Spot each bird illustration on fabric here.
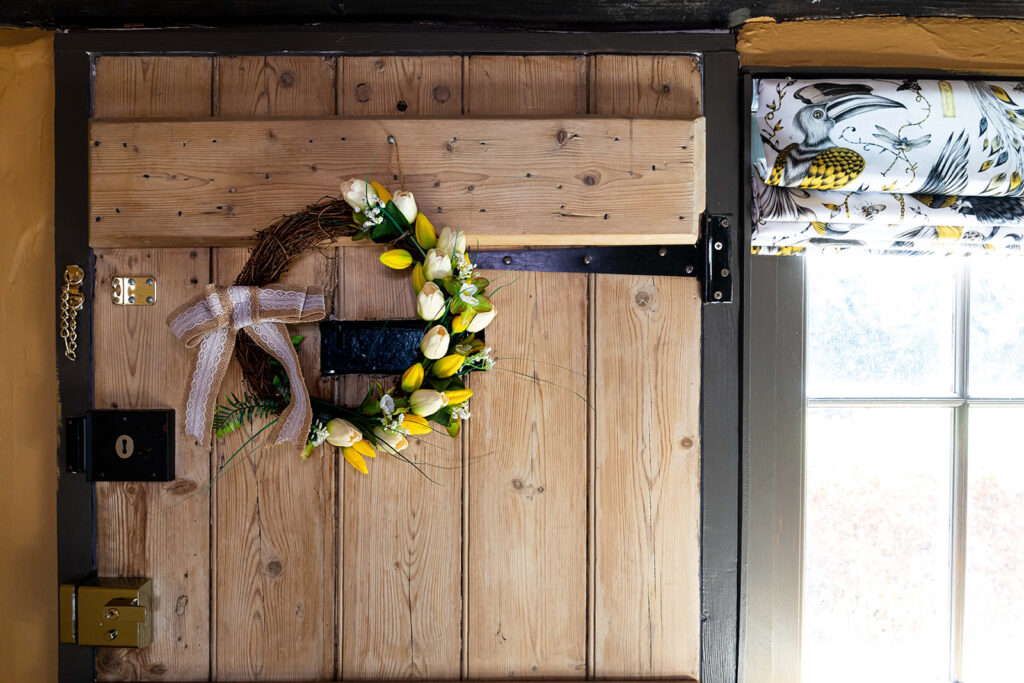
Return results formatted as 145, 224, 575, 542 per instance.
765, 83, 905, 190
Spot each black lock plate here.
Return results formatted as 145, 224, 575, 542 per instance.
320, 320, 425, 375
66, 410, 175, 482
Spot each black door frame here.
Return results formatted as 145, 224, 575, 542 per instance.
54, 27, 743, 682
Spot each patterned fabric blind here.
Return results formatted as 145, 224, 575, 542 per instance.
752, 78, 1024, 254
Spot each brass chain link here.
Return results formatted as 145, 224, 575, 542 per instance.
60, 265, 85, 361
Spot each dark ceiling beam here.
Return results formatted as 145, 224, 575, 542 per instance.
5, 0, 1024, 30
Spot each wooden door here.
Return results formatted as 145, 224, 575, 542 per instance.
89, 53, 701, 681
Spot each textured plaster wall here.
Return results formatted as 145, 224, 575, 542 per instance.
0, 27, 56, 682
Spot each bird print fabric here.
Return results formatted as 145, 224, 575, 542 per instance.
753, 78, 1024, 254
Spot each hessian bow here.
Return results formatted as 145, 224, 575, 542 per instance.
167, 285, 326, 452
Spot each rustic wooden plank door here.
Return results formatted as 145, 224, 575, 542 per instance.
89, 52, 702, 682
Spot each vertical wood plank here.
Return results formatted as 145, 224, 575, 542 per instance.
94, 57, 213, 119
92, 55, 213, 682
463, 55, 589, 679
591, 55, 702, 679
338, 55, 464, 679
339, 56, 463, 117
589, 55, 702, 119
210, 55, 338, 681
93, 248, 212, 681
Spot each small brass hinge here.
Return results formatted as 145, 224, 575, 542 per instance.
112, 275, 157, 305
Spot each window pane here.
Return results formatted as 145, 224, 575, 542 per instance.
964, 406, 1024, 682
806, 253, 956, 398
969, 257, 1024, 398
803, 407, 951, 683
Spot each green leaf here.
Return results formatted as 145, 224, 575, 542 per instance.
470, 275, 489, 288
472, 294, 493, 312
383, 200, 411, 229
449, 298, 469, 314
290, 334, 305, 347
427, 376, 453, 391
371, 221, 396, 242
441, 277, 461, 296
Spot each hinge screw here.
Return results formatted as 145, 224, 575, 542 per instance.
658, 247, 667, 257
720, 268, 730, 277
582, 255, 592, 265
720, 218, 730, 228
714, 241, 723, 251
128, 278, 136, 286
106, 629, 119, 641
713, 291, 723, 301
128, 295, 136, 304
502, 255, 512, 265
146, 278, 154, 286
684, 265, 694, 275
146, 296, 154, 304
104, 608, 120, 620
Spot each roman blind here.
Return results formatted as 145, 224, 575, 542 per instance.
752, 78, 1024, 254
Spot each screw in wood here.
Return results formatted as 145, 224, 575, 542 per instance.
713, 291, 723, 300
502, 256, 512, 265
658, 247, 668, 257
684, 265, 694, 274
721, 218, 730, 228
582, 255, 592, 265
720, 268, 730, 277
714, 241, 723, 251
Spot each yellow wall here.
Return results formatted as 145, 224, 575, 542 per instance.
0, 28, 56, 683
739, 16, 1024, 74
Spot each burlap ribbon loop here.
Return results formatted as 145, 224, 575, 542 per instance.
167, 285, 326, 452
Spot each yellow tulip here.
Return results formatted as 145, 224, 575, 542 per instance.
369, 180, 392, 204
351, 438, 376, 459
401, 363, 425, 392
433, 354, 465, 378
379, 249, 413, 270
444, 388, 474, 405
451, 309, 476, 333
414, 213, 437, 249
341, 446, 369, 474
412, 263, 427, 294
402, 414, 433, 435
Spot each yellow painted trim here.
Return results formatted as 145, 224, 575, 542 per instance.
738, 17, 1024, 75
0, 27, 56, 683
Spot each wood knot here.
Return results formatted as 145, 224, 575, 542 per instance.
555, 129, 568, 145
374, 60, 386, 72
635, 290, 652, 307
145, 664, 169, 677
166, 479, 198, 495
582, 174, 598, 186
681, 436, 695, 448
266, 560, 283, 577
278, 71, 295, 88
96, 649, 127, 675
511, 478, 524, 490
175, 594, 188, 616
661, 83, 671, 94
433, 85, 451, 103
354, 82, 372, 102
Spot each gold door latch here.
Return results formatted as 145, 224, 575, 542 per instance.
112, 276, 157, 306
59, 577, 152, 648
60, 265, 85, 361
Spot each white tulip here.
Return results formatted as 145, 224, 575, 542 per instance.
416, 282, 446, 321
325, 418, 362, 448
392, 191, 418, 224
373, 426, 409, 453
420, 324, 450, 359
437, 226, 467, 256
408, 389, 448, 417
339, 178, 378, 212
422, 248, 453, 281
466, 306, 496, 333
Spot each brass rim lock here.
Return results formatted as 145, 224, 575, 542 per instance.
60, 577, 152, 648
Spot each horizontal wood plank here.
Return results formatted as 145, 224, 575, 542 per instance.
89, 116, 704, 247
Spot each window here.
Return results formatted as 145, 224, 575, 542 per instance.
801, 252, 1024, 683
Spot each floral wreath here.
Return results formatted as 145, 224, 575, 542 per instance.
208, 178, 497, 476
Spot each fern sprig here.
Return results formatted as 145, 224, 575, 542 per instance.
213, 392, 284, 439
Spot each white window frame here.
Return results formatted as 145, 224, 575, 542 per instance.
742, 254, 1024, 683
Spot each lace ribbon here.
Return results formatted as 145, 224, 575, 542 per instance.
166, 285, 326, 453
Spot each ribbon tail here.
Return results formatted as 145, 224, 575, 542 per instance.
246, 321, 313, 453
183, 326, 235, 446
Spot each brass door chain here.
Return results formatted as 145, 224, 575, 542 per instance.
61, 265, 85, 361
